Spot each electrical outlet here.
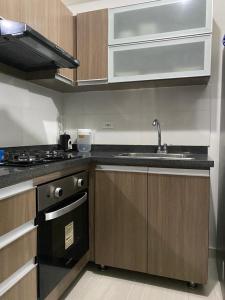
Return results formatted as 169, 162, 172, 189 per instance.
103, 121, 114, 129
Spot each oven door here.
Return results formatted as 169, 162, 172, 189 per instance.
37, 191, 89, 300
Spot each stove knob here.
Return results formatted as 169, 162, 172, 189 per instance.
54, 187, 63, 198
77, 178, 84, 188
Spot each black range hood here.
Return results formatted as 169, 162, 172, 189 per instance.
0, 19, 79, 72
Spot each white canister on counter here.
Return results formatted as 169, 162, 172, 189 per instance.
77, 129, 92, 153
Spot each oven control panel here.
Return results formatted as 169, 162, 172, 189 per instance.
37, 171, 88, 211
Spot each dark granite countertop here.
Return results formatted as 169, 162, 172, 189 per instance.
0, 149, 214, 189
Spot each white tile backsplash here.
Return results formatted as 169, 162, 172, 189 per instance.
63, 85, 211, 146
0, 73, 62, 147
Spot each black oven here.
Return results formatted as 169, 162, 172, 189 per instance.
36, 171, 89, 300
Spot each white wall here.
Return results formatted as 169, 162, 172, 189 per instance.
207, 0, 225, 250
63, 0, 225, 249
0, 73, 63, 147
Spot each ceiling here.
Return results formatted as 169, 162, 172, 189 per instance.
63, 0, 97, 5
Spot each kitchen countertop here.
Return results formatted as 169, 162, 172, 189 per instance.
0, 151, 214, 189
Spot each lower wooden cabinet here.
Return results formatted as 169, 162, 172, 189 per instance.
0, 228, 37, 283
0, 188, 36, 236
148, 170, 210, 284
1, 267, 37, 300
95, 166, 148, 272
0, 184, 37, 300
94, 166, 210, 284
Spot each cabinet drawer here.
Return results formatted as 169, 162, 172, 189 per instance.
0, 189, 36, 236
0, 267, 37, 300
109, 35, 211, 83
109, 0, 212, 45
0, 228, 37, 283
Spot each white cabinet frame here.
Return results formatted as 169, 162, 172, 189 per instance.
108, 35, 212, 83
109, 0, 213, 46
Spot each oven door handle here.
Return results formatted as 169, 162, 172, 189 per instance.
45, 192, 87, 221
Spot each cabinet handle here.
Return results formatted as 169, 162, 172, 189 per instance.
148, 168, 209, 177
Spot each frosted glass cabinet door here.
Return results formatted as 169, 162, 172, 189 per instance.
108, 35, 212, 83
109, 0, 212, 45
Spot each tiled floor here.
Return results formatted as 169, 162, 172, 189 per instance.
64, 257, 223, 300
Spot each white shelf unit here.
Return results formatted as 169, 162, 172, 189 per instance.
108, 0, 213, 84
109, 35, 212, 83
109, 0, 213, 46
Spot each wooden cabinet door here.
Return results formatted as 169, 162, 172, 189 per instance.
1, 268, 37, 300
0, 0, 22, 21
0, 188, 36, 236
46, 0, 60, 45
20, 0, 48, 39
148, 171, 210, 284
95, 168, 148, 273
57, 1, 74, 82
0, 229, 37, 283
21, 0, 61, 44
77, 9, 108, 83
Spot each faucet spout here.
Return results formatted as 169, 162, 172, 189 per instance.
152, 119, 162, 153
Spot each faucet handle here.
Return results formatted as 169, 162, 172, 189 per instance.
163, 143, 168, 153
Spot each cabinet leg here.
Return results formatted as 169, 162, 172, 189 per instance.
99, 264, 107, 271
188, 282, 198, 288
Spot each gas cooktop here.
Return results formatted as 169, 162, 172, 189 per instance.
0, 150, 82, 167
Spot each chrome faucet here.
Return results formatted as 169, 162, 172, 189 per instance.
152, 119, 168, 154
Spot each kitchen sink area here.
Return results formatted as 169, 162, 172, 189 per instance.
114, 152, 195, 160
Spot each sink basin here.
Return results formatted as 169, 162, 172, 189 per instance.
113, 153, 195, 160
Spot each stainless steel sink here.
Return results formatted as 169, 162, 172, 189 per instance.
113, 153, 195, 160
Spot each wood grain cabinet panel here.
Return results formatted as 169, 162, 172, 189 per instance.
95, 170, 148, 273
20, 0, 48, 38
148, 174, 210, 284
0, 0, 22, 21
46, 0, 60, 45
0, 0, 59, 43
0, 189, 36, 236
57, 1, 74, 82
20, 0, 61, 45
1, 267, 37, 300
0, 228, 37, 283
77, 9, 108, 82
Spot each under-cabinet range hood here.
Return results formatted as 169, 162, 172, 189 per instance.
0, 19, 79, 72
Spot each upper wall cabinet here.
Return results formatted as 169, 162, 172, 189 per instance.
109, 35, 212, 83
0, 0, 61, 46
108, 0, 213, 85
21, 0, 50, 41
0, 0, 22, 21
77, 9, 108, 85
109, 0, 213, 45
58, 2, 74, 82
